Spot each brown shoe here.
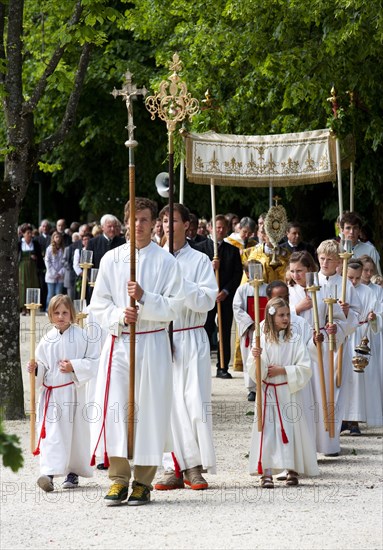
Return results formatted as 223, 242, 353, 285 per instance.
184, 466, 208, 490
260, 475, 274, 489
154, 470, 184, 491
286, 471, 299, 486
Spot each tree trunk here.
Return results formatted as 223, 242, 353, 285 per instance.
0, 135, 36, 419
0, 201, 25, 419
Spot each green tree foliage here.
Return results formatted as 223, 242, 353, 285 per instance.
0, 417, 23, 472
125, 0, 383, 241
0, 0, 128, 419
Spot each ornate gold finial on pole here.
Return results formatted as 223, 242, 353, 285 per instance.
327, 85, 339, 118
145, 53, 199, 147
145, 53, 199, 253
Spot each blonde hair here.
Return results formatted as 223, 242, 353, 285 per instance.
263, 297, 291, 343
316, 239, 340, 259
50, 231, 64, 255
371, 274, 383, 286
47, 294, 76, 324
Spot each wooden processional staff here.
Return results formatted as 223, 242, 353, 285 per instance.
25, 288, 41, 453
336, 240, 353, 387
305, 273, 329, 432
112, 70, 147, 459
210, 179, 225, 371
248, 261, 263, 432
324, 285, 338, 439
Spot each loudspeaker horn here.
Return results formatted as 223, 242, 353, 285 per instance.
155, 172, 170, 198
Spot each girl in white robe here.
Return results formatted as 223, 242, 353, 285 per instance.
247, 297, 319, 488
27, 295, 99, 492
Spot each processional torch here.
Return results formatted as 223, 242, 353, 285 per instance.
25, 288, 41, 453
112, 70, 147, 459
248, 261, 264, 432
305, 273, 329, 432
336, 239, 353, 387
323, 284, 338, 438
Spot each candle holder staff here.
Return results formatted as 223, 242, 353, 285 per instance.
305, 273, 329, 432
336, 239, 353, 387
25, 288, 42, 452
248, 261, 264, 432
323, 284, 338, 439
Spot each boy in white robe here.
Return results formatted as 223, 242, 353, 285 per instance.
316, 240, 362, 455
27, 295, 99, 492
154, 204, 218, 491
247, 297, 319, 488
89, 198, 184, 506
343, 259, 382, 431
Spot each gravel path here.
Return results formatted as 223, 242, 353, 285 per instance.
1, 314, 382, 550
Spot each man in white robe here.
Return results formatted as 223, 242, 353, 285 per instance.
90, 198, 184, 506
154, 204, 218, 491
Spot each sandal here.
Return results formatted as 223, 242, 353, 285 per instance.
260, 475, 274, 489
285, 471, 299, 486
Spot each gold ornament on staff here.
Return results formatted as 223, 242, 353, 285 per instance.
145, 53, 199, 253
112, 69, 147, 460
248, 260, 264, 432
264, 198, 288, 267
25, 288, 41, 453
305, 273, 329, 432
336, 239, 353, 387
323, 284, 338, 439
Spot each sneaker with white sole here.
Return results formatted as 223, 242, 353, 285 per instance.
62, 472, 79, 489
184, 466, 208, 490
127, 481, 151, 506
154, 470, 184, 491
37, 475, 54, 492
104, 482, 129, 505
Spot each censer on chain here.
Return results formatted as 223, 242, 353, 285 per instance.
352, 323, 371, 373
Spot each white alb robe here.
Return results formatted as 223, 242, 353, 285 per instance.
34, 324, 99, 477
89, 241, 184, 466
162, 243, 218, 473
344, 284, 383, 425
247, 327, 319, 477
289, 281, 351, 454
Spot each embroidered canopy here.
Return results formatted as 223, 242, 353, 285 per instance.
185, 129, 338, 187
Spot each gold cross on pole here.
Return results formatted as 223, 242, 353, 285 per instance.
111, 70, 147, 148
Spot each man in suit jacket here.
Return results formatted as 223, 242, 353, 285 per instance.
279, 221, 317, 260
87, 214, 125, 269
192, 215, 243, 378
186, 213, 207, 244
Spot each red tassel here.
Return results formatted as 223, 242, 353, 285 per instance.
90, 454, 96, 467
103, 452, 110, 469
33, 448, 40, 456
245, 335, 250, 348
171, 452, 181, 478
281, 429, 289, 444
41, 425, 46, 439
257, 461, 263, 475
